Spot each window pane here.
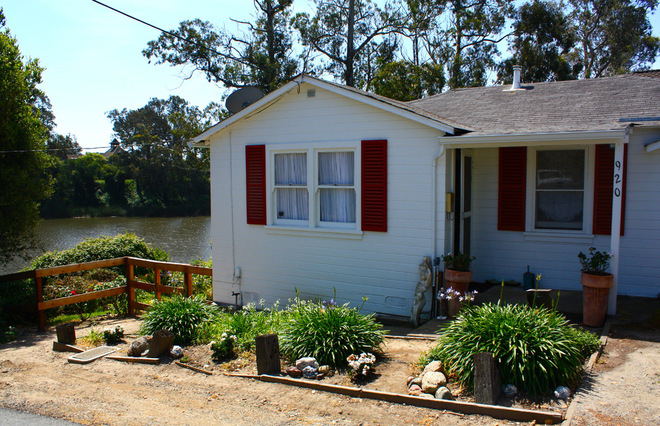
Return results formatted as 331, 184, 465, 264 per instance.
277, 188, 308, 220
320, 189, 356, 223
319, 152, 354, 185
275, 153, 306, 185
535, 191, 583, 230
536, 150, 585, 189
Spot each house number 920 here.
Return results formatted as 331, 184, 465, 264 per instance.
614, 160, 622, 197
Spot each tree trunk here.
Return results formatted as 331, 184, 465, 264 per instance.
346, 0, 356, 87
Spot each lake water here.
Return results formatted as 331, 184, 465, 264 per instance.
1, 217, 212, 274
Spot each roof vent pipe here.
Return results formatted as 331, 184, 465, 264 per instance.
512, 65, 522, 90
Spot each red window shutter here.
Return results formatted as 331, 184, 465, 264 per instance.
593, 144, 627, 235
245, 145, 266, 225
498, 147, 527, 231
361, 140, 387, 232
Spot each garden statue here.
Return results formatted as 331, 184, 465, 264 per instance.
411, 257, 433, 327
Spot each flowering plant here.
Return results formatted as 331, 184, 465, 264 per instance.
437, 288, 478, 303
578, 247, 612, 276
347, 352, 376, 378
441, 252, 476, 272
210, 332, 237, 361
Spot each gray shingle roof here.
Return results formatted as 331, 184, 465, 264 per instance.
408, 73, 660, 136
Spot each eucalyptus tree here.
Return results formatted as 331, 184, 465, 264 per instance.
568, 0, 659, 78
293, 0, 403, 87
497, 0, 581, 84
0, 9, 53, 264
143, 0, 299, 92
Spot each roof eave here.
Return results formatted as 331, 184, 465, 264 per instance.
439, 129, 629, 149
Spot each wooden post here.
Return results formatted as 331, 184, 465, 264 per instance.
145, 329, 174, 358
154, 268, 161, 301
126, 261, 135, 317
255, 334, 281, 375
35, 276, 45, 331
56, 323, 76, 344
184, 270, 193, 297
473, 352, 501, 405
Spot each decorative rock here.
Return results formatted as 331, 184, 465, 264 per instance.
422, 360, 444, 376
286, 366, 302, 378
302, 365, 318, 378
418, 393, 435, 399
170, 345, 183, 359
318, 365, 332, 376
295, 357, 319, 371
406, 376, 416, 387
315, 373, 325, 380
408, 384, 422, 396
127, 337, 150, 357
554, 386, 571, 400
503, 384, 518, 398
435, 386, 454, 400
421, 371, 447, 394
409, 376, 422, 388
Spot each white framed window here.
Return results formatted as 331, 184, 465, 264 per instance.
267, 143, 360, 231
526, 146, 594, 234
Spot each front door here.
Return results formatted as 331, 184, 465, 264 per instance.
453, 150, 472, 256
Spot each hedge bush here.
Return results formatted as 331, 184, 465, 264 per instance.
420, 303, 600, 395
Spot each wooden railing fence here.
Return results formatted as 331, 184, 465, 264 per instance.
0, 257, 212, 330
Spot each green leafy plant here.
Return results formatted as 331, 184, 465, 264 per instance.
578, 247, 612, 276
279, 297, 386, 368
84, 328, 104, 347
441, 252, 476, 272
420, 303, 600, 395
103, 325, 124, 344
140, 295, 219, 346
206, 300, 284, 352
210, 332, 237, 361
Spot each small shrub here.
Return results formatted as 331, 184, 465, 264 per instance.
103, 325, 124, 344
0, 319, 16, 344
420, 303, 600, 395
210, 332, 237, 361
208, 301, 284, 351
140, 295, 219, 346
83, 328, 104, 347
279, 298, 386, 368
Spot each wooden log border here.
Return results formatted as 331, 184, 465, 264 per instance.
227, 373, 564, 424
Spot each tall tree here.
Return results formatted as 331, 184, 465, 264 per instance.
294, 0, 402, 87
143, 0, 299, 92
46, 133, 82, 161
372, 60, 444, 100
568, 0, 659, 78
497, 0, 581, 84
429, 0, 514, 88
0, 9, 53, 265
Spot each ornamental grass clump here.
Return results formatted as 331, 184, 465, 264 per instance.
207, 301, 284, 352
420, 303, 599, 396
279, 298, 386, 368
140, 295, 219, 346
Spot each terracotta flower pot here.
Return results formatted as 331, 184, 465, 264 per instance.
581, 272, 613, 327
445, 269, 472, 294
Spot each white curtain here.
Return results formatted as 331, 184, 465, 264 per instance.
318, 152, 356, 223
275, 153, 308, 220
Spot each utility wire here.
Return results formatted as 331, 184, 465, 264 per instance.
91, 0, 227, 59
0, 147, 110, 154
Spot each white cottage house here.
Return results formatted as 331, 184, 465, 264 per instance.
191, 71, 660, 317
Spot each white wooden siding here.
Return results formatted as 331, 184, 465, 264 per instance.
209, 83, 446, 316
469, 129, 660, 298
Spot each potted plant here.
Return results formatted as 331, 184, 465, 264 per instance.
441, 252, 475, 294
578, 247, 613, 327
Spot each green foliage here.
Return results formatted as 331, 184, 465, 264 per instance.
84, 328, 104, 347
170, 259, 212, 300
140, 295, 219, 346
420, 303, 600, 395
206, 301, 284, 351
0, 318, 16, 344
0, 9, 54, 265
29, 233, 168, 269
441, 252, 476, 272
103, 325, 124, 344
373, 61, 444, 101
210, 332, 236, 361
578, 247, 612, 276
279, 298, 386, 368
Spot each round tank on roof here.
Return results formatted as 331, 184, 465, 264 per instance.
226, 87, 264, 114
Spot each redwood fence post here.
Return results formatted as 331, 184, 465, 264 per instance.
126, 258, 135, 317
184, 268, 193, 297
154, 268, 161, 301
35, 275, 45, 331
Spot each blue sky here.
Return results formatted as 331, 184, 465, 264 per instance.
3, 1, 660, 151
